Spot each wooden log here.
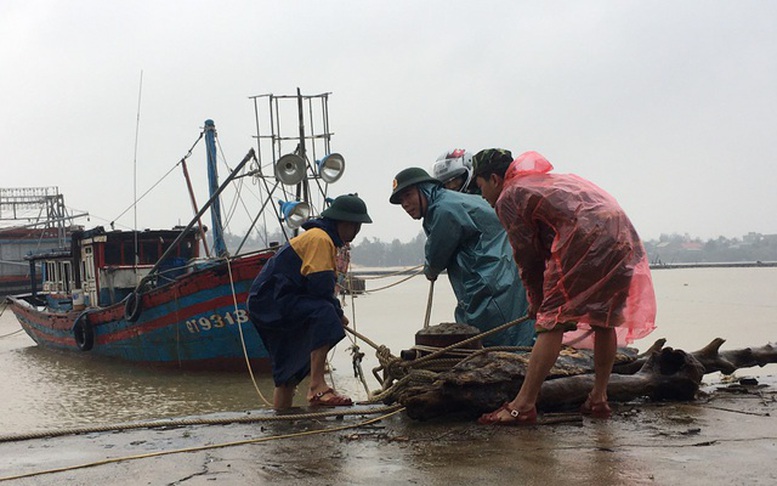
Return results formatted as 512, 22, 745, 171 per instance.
393, 340, 777, 421
613, 338, 777, 375
538, 347, 705, 411
690, 338, 777, 375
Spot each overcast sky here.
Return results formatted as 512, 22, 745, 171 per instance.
2, 1, 776, 246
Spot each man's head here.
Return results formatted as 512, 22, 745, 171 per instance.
389, 167, 440, 220
321, 193, 372, 243
431, 149, 474, 193
471, 148, 513, 207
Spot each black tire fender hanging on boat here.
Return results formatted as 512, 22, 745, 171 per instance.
124, 291, 142, 322
73, 312, 94, 352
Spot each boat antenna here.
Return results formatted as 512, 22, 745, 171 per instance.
132, 70, 143, 277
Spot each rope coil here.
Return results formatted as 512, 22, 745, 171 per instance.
345, 314, 532, 402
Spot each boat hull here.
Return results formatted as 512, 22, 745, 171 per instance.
6, 251, 274, 372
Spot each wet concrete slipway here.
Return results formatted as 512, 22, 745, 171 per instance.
0, 376, 775, 485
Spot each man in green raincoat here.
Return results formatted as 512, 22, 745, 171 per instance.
390, 167, 535, 347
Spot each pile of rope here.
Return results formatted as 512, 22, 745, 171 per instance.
345, 315, 532, 404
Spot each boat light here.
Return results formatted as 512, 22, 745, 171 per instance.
316, 153, 345, 184
278, 200, 311, 229
274, 153, 307, 186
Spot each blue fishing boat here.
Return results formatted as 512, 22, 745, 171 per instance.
5, 90, 348, 371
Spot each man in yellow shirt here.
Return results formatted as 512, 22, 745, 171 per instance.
247, 194, 372, 409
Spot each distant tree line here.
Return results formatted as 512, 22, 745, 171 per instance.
644, 232, 777, 265
222, 228, 777, 267
350, 233, 426, 267
349, 231, 777, 267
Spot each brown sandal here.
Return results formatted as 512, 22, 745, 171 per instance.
477, 402, 537, 426
580, 395, 611, 419
308, 387, 353, 407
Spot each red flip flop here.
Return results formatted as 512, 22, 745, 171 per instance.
580, 395, 611, 419
309, 387, 353, 407
477, 402, 537, 425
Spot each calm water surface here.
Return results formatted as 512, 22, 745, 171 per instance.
1, 267, 775, 435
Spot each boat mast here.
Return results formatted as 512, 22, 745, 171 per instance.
295, 88, 309, 236
204, 119, 228, 257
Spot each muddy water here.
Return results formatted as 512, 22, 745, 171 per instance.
1, 267, 775, 436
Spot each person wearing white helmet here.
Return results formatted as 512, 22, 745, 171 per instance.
431, 149, 475, 193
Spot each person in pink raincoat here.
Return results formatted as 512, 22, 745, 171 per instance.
472, 149, 656, 425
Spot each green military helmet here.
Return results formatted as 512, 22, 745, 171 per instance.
471, 148, 513, 178
389, 167, 441, 204
321, 193, 373, 223
468, 148, 514, 192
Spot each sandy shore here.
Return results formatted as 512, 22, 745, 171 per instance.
1, 375, 775, 485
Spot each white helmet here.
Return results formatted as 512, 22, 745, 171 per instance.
431, 149, 473, 192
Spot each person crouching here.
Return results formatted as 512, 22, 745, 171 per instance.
247, 194, 372, 410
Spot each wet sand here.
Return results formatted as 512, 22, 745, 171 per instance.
1, 375, 775, 485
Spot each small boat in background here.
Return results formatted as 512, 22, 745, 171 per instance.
0, 187, 87, 296
5, 89, 350, 371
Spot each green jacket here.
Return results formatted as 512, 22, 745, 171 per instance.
419, 183, 534, 347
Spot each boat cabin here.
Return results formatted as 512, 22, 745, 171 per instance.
27, 226, 201, 310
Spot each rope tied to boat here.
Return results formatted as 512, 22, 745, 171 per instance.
357, 264, 423, 280
362, 267, 424, 293
0, 301, 24, 339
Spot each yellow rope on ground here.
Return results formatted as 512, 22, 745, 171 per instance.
0, 407, 406, 482
0, 328, 23, 339
0, 404, 403, 444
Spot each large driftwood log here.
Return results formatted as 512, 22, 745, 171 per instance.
613, 339, 777, 375
538, 347, 705, 411
392, 339, 777, 421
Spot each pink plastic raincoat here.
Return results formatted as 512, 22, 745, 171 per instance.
495, 151, 656, 347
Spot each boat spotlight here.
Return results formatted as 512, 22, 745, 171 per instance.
278, 200, 311, 229
316, 153, 345, 184
274, 153, 307, 186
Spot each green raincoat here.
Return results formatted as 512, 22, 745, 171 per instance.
419, 182, 534, 347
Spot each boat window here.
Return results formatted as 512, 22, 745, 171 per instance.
41, 260, 72, 293
122, 241, 136, 265
62, 261, 72, 292
180, 240, 194, 259
82, 246, 95, 282
43, 262, 55, 291
159, 239, 191, 260
104, 242, 121, 265
141, 240, 159, 264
